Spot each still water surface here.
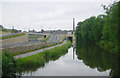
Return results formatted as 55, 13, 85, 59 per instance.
22, 47, 110, 76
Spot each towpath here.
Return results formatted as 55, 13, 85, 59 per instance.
14, 40, 66, 59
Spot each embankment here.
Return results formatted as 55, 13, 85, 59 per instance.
2, 40, 72, 77
1, 33, 28, 45
16, 40, 72, 72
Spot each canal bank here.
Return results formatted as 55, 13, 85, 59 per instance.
14, 40, 67, 59
15, 40, 72, 73
2, 40, 72, 78
18, 40, 119, 77
20, 46, 110, 76
3, 39, 118, 77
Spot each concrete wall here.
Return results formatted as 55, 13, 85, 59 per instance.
1, 33, 28, 45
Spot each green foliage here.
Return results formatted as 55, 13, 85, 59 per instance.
16, 53, 45, 72
75, 1, 120, 53
81, 17, 96, 40
2, 52, 16, 78
91, 15, 105, 42
101, 2, 120, 52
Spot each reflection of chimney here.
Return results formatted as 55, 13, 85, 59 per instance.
73, 47, 75, 60
73, 18, 75, 34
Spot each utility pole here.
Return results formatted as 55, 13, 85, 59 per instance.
73, 46, 75, 59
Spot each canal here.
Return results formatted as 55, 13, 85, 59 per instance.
19, 41, 119, 76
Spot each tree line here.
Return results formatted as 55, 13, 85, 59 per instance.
75, 1, 120, 53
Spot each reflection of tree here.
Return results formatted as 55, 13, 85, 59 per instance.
76, 41, 119, 77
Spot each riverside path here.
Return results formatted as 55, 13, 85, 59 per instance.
14, 40, 66, 59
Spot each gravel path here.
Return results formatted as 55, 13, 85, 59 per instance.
14, 40, 66, 59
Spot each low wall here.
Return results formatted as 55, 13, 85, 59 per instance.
1, 33, 28, 45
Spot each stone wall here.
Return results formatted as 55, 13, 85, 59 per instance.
1, 33, 28, 45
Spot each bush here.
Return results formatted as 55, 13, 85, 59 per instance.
2, 52, 16, 78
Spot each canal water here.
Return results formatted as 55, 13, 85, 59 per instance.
21, 43, 116, 76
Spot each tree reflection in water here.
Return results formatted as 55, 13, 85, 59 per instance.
76, 41, 120, 78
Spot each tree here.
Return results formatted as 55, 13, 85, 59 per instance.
101, 1, 120, 52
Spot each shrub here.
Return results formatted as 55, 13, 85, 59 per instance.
2, 52, 16, 78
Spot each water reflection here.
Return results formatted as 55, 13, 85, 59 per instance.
76, 41, 119, 77
19, 47, 110, 76
73, 45, 75, 59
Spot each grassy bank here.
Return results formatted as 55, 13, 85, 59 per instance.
0, 33, 25, 39
16, 40, 72, 72
10, 39, 63, 56
12, 42, 56, 56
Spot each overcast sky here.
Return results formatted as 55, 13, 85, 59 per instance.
0, 0, 116, 31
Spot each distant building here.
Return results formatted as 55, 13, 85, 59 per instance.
29, 29, 37, 33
